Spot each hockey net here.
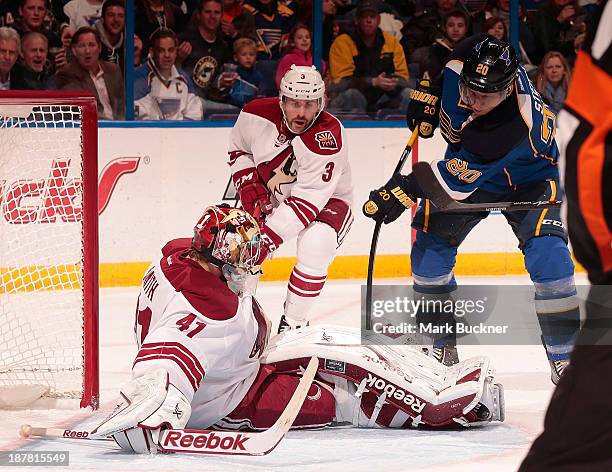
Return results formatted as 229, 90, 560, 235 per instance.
0, 92, 99, 409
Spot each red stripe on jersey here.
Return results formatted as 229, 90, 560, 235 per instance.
284, 199, 310, 227
289, 272, 326, 293
287, 196, 318, 220
228, 150, 251, 166
293, 267, 326, 281
288, 284, 321, 297
134, 342, 205, 391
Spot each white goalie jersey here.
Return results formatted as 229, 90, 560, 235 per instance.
132, 238, 271, 428
228, 97, 353, 243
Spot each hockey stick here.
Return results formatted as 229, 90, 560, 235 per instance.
365, 128, 419, 331
412, 162, 562, 212
20, 356, 319, 456
19, 425, 112, 441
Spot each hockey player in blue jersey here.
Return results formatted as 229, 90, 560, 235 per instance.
363, 35, 579, 384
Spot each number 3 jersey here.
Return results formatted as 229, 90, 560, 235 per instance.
132, 238, 270, 429
435, 34, 560, 200
228, 97, 353, 244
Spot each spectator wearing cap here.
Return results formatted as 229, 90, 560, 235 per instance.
328, 0, 410, 114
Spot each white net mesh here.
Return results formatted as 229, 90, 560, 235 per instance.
0, 105, 89, 404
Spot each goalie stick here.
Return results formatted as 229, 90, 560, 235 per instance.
412, 162, 562, 212
20, 356, 319, 456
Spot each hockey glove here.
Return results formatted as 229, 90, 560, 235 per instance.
233, 168, 273, 223
406, 79, 440, 139
363, 174, 416, 224
254, 225, 283, 266
91, 369, 191, 453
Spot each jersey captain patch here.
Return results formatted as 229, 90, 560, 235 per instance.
314, 131, 338, 150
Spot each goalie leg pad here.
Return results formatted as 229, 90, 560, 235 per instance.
263, 326, 505, 428
91, 368, 191, 453
215, 363, 335, 431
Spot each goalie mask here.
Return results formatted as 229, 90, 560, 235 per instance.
192, 205, 262, 272
279, 65, 325, 134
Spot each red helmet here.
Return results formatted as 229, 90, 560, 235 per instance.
192, 205, 262, 271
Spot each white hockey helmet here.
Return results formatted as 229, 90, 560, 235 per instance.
279, 64, 325, 134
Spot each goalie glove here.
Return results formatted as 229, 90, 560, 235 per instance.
406, 79, 440, 139
233, 168, 273, 224
91, 369, 191, 453
363, 173, 416, 224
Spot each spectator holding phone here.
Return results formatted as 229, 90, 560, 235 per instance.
328, 0, 409, 114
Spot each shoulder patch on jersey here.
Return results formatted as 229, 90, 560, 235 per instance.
300, 112, 343, 155
314, 130, 338, 150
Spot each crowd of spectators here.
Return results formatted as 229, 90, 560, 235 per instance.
0, 0, 602, 120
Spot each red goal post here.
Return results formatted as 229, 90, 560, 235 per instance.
0, 91, 99, 409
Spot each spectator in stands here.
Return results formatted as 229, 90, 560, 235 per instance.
529, 0, 586, 64
135, 0, 188, 52
56, 26, 125, 119
328, 0, 409, 114
323, 0, 341, 61
178, 0, 236, 115
53, 24, 74, 71
275, 23, 325, 89
63, 0, 104, 31
400, 0, 468, 59
410, 9, 468, 82
12, 0, 62, 56
134, 33, 144, 66
535, 50, 570, 114
220, 0, 257, 44
484, 16, 507, 41
486, 0, 537, 65
243, 0, 295, 60
0, 26, 20, 89
94, 0, 125, 69
227, 37, 263, 107
134, 29, 203, 120
11, 31, 51, 89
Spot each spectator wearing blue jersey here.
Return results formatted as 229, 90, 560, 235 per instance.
227, 37, 263, 107
364, 36, 580, 385
134, 28, 203, 120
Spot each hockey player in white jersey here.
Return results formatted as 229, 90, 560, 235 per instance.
228, 65, 354, 332
92, 205, 504, 453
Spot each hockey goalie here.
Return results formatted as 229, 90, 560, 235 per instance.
92, 205, 504, 453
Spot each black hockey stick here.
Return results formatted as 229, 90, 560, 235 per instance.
365, 128, 419, 331
412, 162, 562, 212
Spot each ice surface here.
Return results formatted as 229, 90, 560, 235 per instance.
1, 275, 585, 471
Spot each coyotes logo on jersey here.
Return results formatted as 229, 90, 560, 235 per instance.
266, 152, 297, 197
314, 131, 338, 150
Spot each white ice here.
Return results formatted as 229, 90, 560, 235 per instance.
1, 275, 586, 471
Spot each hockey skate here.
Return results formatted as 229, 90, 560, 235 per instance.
473, 380, 505, 423
278, 314, 308, 334
422, 339, 459, 366
549, 359, 569, 385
